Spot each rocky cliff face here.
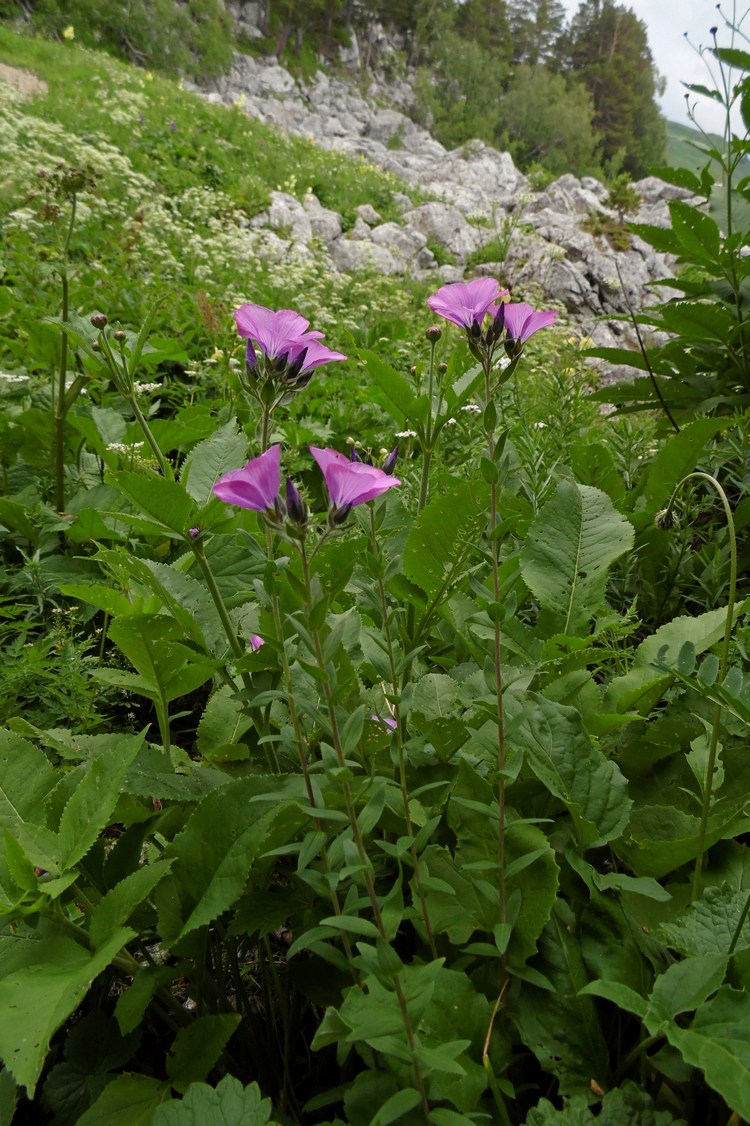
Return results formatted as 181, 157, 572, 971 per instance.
189, 17, 690, 358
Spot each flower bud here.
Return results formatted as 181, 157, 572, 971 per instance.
382, 446, 398, 474
113, 330, 126, 342
90, 312, 108, 329
655, 507, 679, 530
438, 362, 448, 374
91, 340, 101, 352
426, 324, 442, 343
285, 476, 307, 526
188, 525, 200, 539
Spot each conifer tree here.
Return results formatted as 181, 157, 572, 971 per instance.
557, 0, 666, 176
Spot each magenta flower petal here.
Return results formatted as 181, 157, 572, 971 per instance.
234, 303, 324, 361
293, 338, 348, 373
310, 446, 401, 508
427, 278, 507, 329
213, 444, 281, 511
502, 302, 558, 343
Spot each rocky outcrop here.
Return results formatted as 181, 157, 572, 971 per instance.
188, 42, 691, 352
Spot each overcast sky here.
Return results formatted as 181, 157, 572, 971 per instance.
558, 0, 748, 134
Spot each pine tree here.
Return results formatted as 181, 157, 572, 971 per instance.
557, 0, 666, 177
508, 0, 567, 67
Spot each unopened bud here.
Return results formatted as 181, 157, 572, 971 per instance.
113, 330, 126, 342
382, 446, 398, 474
91, 340, 101, 351
655, 507, 679, 530
188, 525, 200, 539
438, 362, 448, 373
426, 324, 442, 343
285, 477, 307, 526
90, 312, 108, 329
410, 365, 417, 375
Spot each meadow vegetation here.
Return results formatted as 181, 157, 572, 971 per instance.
1, 10, 750, 1126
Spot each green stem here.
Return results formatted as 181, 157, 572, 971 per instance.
664, 473, 737, 902
299, 541, 431, 1121
264, 523, 356, 974
484, 363, 507, 927
728, 889, 750, 959
126, 394, 172, 479
54, 195, 77, 513
368, 508, 438, 959
191, 537, 279, 773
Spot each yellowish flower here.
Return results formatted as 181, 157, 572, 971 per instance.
145, 71, 154, 81
62, 25, 75, 39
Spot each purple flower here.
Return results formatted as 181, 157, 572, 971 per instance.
427, 278, 507, 330
310, 446, 401, 510
249, 634, 264, 651
234, 303, 345, 379
213, 445, 281, 511
495, 302, 558, 345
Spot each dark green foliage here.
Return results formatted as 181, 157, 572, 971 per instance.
557, 0, 666, 176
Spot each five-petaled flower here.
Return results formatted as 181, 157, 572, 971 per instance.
234, 303, 345, 378
213, 445, 281, 512
310, 446, 400, 520
426, 278, 507, 331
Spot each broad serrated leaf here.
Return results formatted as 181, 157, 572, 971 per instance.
90, 859, 173, 950
180, 421, 248, 507
0, 928, 132, 1096
647, 954, 727, 1024
660, 886, 750, 957
109, 471, 197, 536
666, 987, 750, 1119
520, 481, 634, 637
403, 481, 484, 600
510, 695, 631, 849
104, 615, 217, 704
196, 686, 253, 761
158, 776, 307, 943
58, 735, 143, 871
76, 1074, 168, 1125
166, 1015, 241, 1094
151, 1075, 277, 1126
669, 199, 721, 262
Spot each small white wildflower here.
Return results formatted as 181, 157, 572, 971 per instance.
445, 417, 457, 426
533, 421, 547, 430
106, 441, 144, 454
395, 429, 417, 438
461, 404, 481, 414
133, 382, 161, 394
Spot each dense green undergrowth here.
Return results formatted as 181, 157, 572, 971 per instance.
1, 16, 750, 1126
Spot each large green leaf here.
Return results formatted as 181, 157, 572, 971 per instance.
157, 777, 308, 944
520, 481, 634, 636
0, 929, 132, 1095
101, 615, 217, 704
0, 731, 60, 873
510, 695, 631, 849
403, 481, 485, 600
666, 987, 750, 1119
58, 735, 143, 871
151, 1075, 278, 1126
76, 1075, 168, 1125
166, 1015, 241, 1094
109, 471, 198, 537
179, 420, 248, 507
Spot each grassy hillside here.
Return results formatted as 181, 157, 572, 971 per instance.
665, 118, 750, 229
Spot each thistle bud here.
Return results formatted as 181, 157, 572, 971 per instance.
90, 312, 108, 329
426, 324, 442, 343
655, 507, 679, 530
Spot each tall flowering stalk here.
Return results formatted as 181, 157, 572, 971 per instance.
427, 279, 557, 931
